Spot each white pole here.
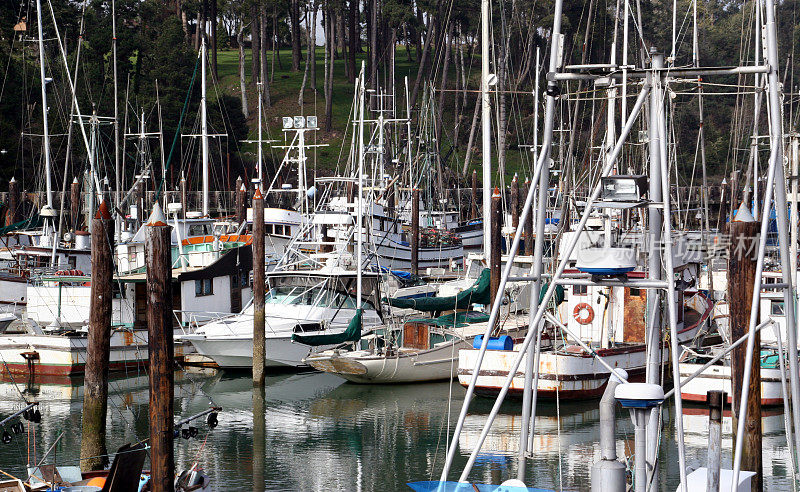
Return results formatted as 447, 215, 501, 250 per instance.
481, 0, 492, 263
201, 38, 210, 217
357, 62, 365, 305
35, 0, 53, 208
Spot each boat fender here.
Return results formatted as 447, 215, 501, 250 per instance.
473, 335, 513, 351
573, 302, 594, 325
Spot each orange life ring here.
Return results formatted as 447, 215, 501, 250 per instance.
573, 302, 594, 325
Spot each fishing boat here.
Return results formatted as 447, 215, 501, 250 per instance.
306, 263, 535, 383
457, 177, 714, 399
179, 269, 384, 368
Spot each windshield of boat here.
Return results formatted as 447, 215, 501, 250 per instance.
265, 285, 360, 309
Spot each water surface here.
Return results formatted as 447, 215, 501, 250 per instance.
0, 370, 792, 491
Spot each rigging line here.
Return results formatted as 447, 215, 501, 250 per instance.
154, 51, 200, 203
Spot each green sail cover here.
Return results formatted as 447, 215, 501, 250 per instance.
539, 283, 566, 306
387, 268, 491, 312
292, 308, 363, 346
0, 215, 42, 236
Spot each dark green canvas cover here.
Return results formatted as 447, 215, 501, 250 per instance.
387, 268, 491, 312
292, 308, 363, 346
0, 215, 42, 236
539, 283, 566, 306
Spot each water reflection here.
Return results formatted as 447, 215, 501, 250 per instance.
0, 371, 792, 491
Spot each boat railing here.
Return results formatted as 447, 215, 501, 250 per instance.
173, 310, 239, 335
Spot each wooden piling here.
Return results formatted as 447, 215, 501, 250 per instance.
145, 203, 175, 492
524, 178, 533, 256
490, 188, 502, 304
411, 188, 420, 276
728, 216, 762, 492
180, 174, 188, 216
6, 177, 18, 226
707, 390, 725, 492
511, 174, 519, 229
70, 177, 81, 231
236, 177, 246, 224
729, 171, 740, 224
471, 169, 478, 220
252, 188, 266, 386
252, 385, 266, 492
79, 201, 114, 472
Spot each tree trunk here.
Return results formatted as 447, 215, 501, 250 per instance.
347, 0, 357, 83
211, 0, 217, 76
251, 4, 260, 85
272, 6, 281, 77
368, 0, 377, 91
238, 27, 249, 118
290, 0, 302, 71
260, 5, 271, 108
497, 40, 507, 178
462, 94, 480, 175
194, 9, 202, 50
435, 23, 452, 157
410, 17, 435, 110
403, 24, 412, 62
453, 32, 463, 148
310, 2, 317, 92
415, 6, 423, 61
325, 4, 335, 131
336, 8, 346, 58
298, 5, 313, 106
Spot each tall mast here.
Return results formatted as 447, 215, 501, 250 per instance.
356, 63, 366, 306
35, 0, 53, 208
257, 80, 263, 184
481, 0, 492, 263
113, 0, 120, 214
201, 38, 210, 217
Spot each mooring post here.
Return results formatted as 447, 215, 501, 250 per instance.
511, 174, 519, 229
524, 178, 533, 256
471, 169, 478, 220
728, 209, 762, 492
411, 188, 420, 276
180, 174, 187, 217
145, 203, 175, 492
70, 177, 81, 231
236, 176, 245, 224
252, 188, 266, 386
707, 390, 725, 492
6, 177, 19, 227
252, 385, 265, 492
79, 200, 114, 472
490, 187, 502, 304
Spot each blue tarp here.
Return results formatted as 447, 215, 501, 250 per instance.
407, 481, 556, 492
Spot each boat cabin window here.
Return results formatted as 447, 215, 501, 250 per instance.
265, 286, 361, 309
630, 288, 641, 297
188, 223, 212, 237
241, 271, 250, 288
771, 300, 786, 316
68, 256, 77, 269
195, 278, 214, 296
574, 285, 588, 296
